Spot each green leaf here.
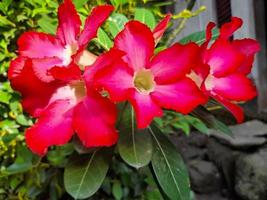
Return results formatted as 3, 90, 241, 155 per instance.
64, 149, 112, 199
179, 28, 219, 45
108, 13, 128, 38
149, 125, 190, 200
95, 28, 113, 50
0, 91, 11, 104
112, 181, 123, 200
192, 106, 232, 135
185, 115, 209, 134
37, 15, 57, 34
118, 105, 153, 169
110, 0, 128, 8
134, 8, 156, 29
73, 0, 88, 9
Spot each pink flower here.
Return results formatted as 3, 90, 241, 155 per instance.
17, 0, 113, 82
190, 17, 260, 122
8, 1, 118, 156
93, 20, 207, 128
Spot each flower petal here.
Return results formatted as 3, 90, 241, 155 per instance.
8, 57, 61, 117
18, 32, 64, 59
151, 77, 207, 114
94, 60, 134, 102
78, 5, 114, 47
25, 100, 74, 155
206, 73, 257, 101
73, 90, 118, 147
232, 39, 260, 74
129, 91, 163, 129
148, 42, 199, 84
114, 21, 155, 71
212, 94, 244, 123
204, 39, 244, 77
153, 14, 171, 44
56, 0, 81, 45
219, 17, 242, 40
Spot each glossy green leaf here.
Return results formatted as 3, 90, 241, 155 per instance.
134, 8, 156, 29
108, 13, 128, 38
112, 181, 123, 200
73, 0, 88, 9
149, 125, 190, 200
37, 15, 57, 34
95, 28, 113, 50
64, 149, 112, 199
179, 28, 219, 45
0, 91, 11, 104
118, 105, 152, 169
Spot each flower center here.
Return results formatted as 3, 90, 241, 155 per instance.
204, 74, 214, 91
133, 69, 155, 93
69, 80, 87, 102
63, 43, 78, 65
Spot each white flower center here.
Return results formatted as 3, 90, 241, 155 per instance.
133, 69, 155, 94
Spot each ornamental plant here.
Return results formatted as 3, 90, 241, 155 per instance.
6, 0, 259, 199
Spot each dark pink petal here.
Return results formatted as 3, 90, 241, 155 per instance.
204, 39, 244, 77
114, 21, 155, 71
232, 39, 260, 74
148, 42, 199, 84
207, 73, 257, 101
18, 32, 64, 59
219, 17, 242, 40
25, 100, 74, 156
212, 94, 244, 123
153, 14, 171, 44
49, 62, 81, 82
78, 5, 114, 48
57, 0, 81, 45
32, 57, 63, 82
151, 77, 207, 114
94, 61, 134, 102
8, 57, 61, 117
129, 91, 163, 128
73, 90, 118, 147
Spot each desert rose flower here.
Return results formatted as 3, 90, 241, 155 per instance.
16, 0, 113, 82
93, 21, 207, 128
190, 17, 260, 122
8, 1, 118, 156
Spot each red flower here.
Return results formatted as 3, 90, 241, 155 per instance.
190, 17, 260, 122
8, 1, 118, 156
17, 0, 113, 82
94, 20, 206, 128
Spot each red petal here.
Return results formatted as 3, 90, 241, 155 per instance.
151, 77, 207, 114
207, 73, 257, 101
56, 0, 81, 45
78, 5, 114, 47
129, 91, 163, 129
94, 61, 134, 102
232, 39, 260, 74
25, 100, 74, 155
49, 62, 82, 82
148, 42, 199, 84
114, 21, 155, 71
204, 39, 244, 77
212, 94, 244, 123
8, 57, 61, 117
153, 14, 171, 44
73, 90, 118, 147
18, 32, 64, 59
219, 17, 242, 40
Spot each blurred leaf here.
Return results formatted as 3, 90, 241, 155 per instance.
185, 115, 209, 134
0, 91, 11, 104
112, 181, 123, 200
108, 13, 128, 38
95, 28, 113, 50
118, 105, 153, 169
179, 28, 219, 45
173, 120, 190, 135
64, 149, 112, 199
134, 8, 156, 29
37, 15, 57, 34
73, 0, 88, 9
0, 15, 15, 27
110, 0, 128, 8
149, 125, 190, 200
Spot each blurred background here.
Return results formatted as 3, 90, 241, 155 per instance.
0, 0, 267, 200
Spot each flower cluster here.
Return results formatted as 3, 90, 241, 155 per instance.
8, 0, 259, 155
